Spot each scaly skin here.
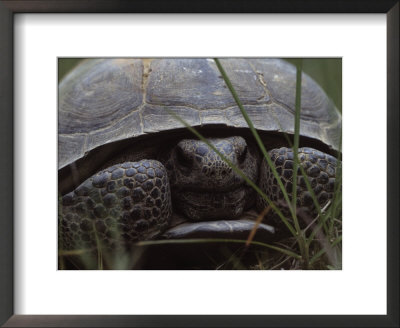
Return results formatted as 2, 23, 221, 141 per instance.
59, 137, 338, 251
59, 160, 171, 251
257, 147, 338, 228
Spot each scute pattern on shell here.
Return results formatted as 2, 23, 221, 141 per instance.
59, 59, 144, 135
58, 58, 341, 171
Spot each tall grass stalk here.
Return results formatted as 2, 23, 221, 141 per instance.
215, 58, 315, 268
166, 59, 308, 266
214, 59, 298, 229
291, 59, 310, 268
214, 58, 341, 269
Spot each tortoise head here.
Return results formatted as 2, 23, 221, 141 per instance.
160, 136, 260, 221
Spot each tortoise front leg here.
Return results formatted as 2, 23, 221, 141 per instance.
59, 160, 172, 257
257, 147, 339, 226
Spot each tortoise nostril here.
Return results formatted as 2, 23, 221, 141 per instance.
238, 145, 248, 163
175, 145, 193, 169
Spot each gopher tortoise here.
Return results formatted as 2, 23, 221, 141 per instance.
58, 58, 341, 267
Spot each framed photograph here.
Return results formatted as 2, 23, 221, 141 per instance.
57, 57, 343, 271
0, 1, 398, 327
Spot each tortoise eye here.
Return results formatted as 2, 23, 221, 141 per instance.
175, 145, 193, 169
238, 145, 248, 163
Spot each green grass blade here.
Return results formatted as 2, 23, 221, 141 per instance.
255, 60, 335, 237
309, 235, 342, 265
214, 58, 297, 232
328, 133, 343, 234
291, 59, 302, 232
291, 59, 309, 266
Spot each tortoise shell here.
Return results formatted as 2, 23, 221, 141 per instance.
59, 58, 341, 193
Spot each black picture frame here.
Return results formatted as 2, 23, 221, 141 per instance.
0, 1, 398, 327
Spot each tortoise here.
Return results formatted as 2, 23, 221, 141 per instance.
58, 58, 341, 268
